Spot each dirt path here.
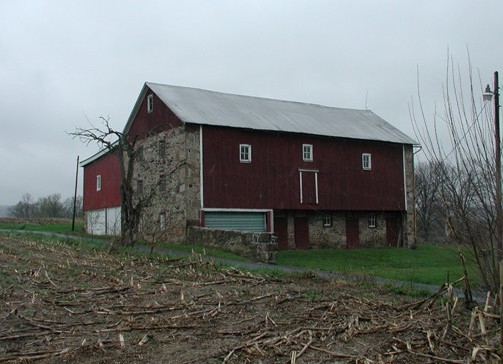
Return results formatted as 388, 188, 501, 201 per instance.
0, 234, 499, 363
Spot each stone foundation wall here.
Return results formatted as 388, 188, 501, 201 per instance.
307, 212, 392, 248
187, 226, 277, 263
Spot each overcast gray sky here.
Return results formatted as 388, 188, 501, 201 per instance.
1, 0, 502, 205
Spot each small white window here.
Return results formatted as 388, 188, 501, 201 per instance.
96, 175, 102, 191
240, 144, 252, 163
303, 144, 313, 162
323, 213, 332, 227
362, 153, 372, 170
368, 213, 376, 228
147, 94, 154, 113
159, 212, 166, 230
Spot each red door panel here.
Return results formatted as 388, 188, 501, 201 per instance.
301, 172, 317, 205
386, 216, 400, 247
294, 215, 309, 249
346, 217, 359, 248
274, 215, 288, 250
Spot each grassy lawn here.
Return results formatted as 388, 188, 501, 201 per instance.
277, 244, 481, 287
0, 221, 84, 235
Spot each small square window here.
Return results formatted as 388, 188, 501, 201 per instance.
323, 213, 332, 227
240, 144, 252, 163
147, 94, 154, 113
96, 175, 102, 191
137, 179, 143, 194
159, 139, 165, 158
362, 153, 372, 170
368, 213, 376, 228
303, 144, 313, 162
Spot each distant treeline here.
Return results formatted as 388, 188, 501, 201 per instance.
9, 193, 83, 219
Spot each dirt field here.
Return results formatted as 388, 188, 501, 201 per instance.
0, 234, 499, 363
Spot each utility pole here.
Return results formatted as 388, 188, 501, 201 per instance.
72, 156, 79, 231
491, 71, 503, 356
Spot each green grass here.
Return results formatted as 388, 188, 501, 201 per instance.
0, 221, 482, 288
0, 221, 84, 235
277, 244, 481, 287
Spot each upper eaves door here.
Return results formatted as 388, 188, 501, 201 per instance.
299, 169, 318, 205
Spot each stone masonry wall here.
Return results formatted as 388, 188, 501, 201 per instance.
308, 212, 392, 248
187, 226, 277, 263
403, 145, 416, 248
133, 125, 200, 243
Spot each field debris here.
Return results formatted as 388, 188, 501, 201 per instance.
0, 235, 500, 363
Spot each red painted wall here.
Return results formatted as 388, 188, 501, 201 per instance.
203, 126, 406, 211
127, 87, 183, 140
82, 152, 121, 211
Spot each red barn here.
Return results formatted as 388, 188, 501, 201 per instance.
82, 83, 417, 248
81, 147, 121, 235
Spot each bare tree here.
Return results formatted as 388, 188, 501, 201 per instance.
70, 117, 187, 249
9, 193, 36, 218
70, 117, 141, 248
415, 161, 444, 242
37, 193, 65, 218
411, 54, 499, 292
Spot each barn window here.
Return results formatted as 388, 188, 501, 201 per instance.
302, 144, 313, 162
368, 213, 376, 228
96, 175, 102, 191
323, 212, 332, 227
362, 153, 372, 170
159, 139, 165, 158
147, 94, 154, 113
159, 174, 166, 192
159, 212, 166, 230
239, 144, 252, 163
137, 179, 143, 194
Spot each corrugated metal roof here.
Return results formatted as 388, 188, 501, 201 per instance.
146, 82, 417, 145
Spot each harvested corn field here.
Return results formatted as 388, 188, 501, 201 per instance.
0, 234, 500, 363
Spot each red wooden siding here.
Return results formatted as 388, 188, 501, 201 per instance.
202, 126, 406, 211
127, 88, 183, 140
82, 152, 121, 211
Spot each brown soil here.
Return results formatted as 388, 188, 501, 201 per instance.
0, 235, 499, 363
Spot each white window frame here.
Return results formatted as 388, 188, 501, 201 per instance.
323, 212, 332, 227
302, 144, 313, 162
368, 213, 376, 228
96, 175, 102, 191
239, 144, 252, 163
362, 153, 372, 170
147, 94, 154, 113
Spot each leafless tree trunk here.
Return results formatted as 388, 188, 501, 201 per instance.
411, 54, 499, 292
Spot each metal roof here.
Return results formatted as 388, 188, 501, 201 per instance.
144, 82, 416, 145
